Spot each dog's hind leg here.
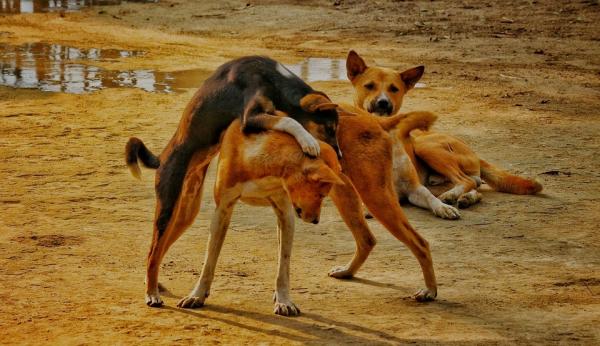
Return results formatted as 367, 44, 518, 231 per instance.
328, 174, 377, 279
177, 194, 237, 309
269, 195, 300, 316
361, 188, 437, 301
145, 149, 213, 307
414, 138, 480, 207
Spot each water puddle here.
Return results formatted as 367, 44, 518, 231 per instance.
0, 42, 209, 94
0, 43, 420, 94
285, 58, 347, 82
0, 0, 156, 14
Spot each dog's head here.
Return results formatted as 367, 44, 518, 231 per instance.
346, 50, 424, 116
297, 92, 344, 158
284, 143, 344, 224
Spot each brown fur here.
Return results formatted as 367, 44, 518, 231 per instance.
328, 108, 437, 301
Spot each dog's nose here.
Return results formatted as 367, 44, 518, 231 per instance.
295, 207, 302, 217
376, 99, 390, 109
311, 218, 319, 224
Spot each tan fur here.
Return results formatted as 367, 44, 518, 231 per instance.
347, 50, 542, 210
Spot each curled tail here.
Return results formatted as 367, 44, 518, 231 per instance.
480, 159, 542, 194
378, 111, 437, 138
125, 137, 160, 179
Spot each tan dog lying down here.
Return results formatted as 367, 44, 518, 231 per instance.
346, 50, 542, 218
175, 119, 343, 316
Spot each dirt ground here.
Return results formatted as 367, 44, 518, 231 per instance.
1, 0, 599, 344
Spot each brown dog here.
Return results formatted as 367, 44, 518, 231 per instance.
168, 118, 344, 316
346, 50, 542, 211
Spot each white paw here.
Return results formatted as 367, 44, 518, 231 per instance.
414, 288, 437, 302
433, 203, 460, 220
145, 292, 163, 307
273, 293, 300, 316
298, 133, 320, 157
328, 265, 354, 279
177, 294, 207, 309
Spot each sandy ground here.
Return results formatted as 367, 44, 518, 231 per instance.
1, 0, 599, 344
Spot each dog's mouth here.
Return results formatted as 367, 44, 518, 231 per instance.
368, 103, 393, 116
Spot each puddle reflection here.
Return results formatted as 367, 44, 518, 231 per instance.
0, 42, 208, 94
0, 0, 156, 14
0, 43, 357, 94
285, 58, 347, 82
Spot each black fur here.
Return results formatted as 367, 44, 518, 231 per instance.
125, 137, 160, 169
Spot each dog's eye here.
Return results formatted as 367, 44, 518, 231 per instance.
364, 82, 375, 90
389, 85, 399, 93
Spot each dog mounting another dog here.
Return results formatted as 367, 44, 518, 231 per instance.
126, 55, 343, 308
346, 50, 542, 219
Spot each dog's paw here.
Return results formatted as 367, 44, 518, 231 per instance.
298, 133, 320, 158
438, 191, 458, 206
177, 295, 206, 309
328, 265, 354, 279
432, 203, 460, 219
273, 293, 300, 317
145, 293, 163, 307
457, 190, 482, 209
413, 288, 437, 302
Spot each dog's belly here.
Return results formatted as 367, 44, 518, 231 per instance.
239, 177, 287, 206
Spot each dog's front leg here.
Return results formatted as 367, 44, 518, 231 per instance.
177, 197, 236, 309
241, 90, 320, 157
408, 185, 460, 220
269, 195, 300, 316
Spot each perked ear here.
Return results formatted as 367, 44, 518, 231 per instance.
346, 50, 368, 81
300, 93, 338, 113
400, 65, 424, 90
308, 165, 345, 185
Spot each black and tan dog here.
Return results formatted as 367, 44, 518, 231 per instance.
346, 50, 542, 215
126, 56, 341, 307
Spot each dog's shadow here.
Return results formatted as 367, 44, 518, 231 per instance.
157, 277, 470, 344
163, 304, 417, 344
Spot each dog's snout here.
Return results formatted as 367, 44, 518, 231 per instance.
311, 218, 319, 224
372, 98, 393, 115
295, 207, 302, 217
376, 99, 390, 108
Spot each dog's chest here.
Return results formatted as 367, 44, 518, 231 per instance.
239, 177, 286, 206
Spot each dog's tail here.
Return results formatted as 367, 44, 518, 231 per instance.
125, 137, 160, 179
480, 159, 542, 195
378, 111, 437, 138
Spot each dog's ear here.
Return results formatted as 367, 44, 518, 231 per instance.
400, 65, 424, 90
346, 50, 368, 81
308, 165, 345, 185
300, 93, 338, 113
